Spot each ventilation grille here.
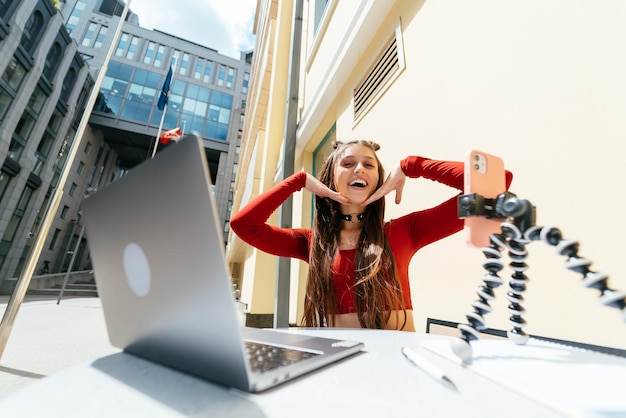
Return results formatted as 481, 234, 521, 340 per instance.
353, 30, 403, 122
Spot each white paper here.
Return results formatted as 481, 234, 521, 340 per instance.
423, 338, 626, 417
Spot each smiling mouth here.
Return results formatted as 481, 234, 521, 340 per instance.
349, 179, 368, 188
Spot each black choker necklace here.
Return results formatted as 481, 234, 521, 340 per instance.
339, 213, 365, 224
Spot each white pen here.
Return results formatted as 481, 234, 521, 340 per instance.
401, 346, 457, 390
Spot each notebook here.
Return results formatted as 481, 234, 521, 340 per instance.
82, 133, 364, 392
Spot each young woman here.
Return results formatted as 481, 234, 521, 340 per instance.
230, 140, 512, 331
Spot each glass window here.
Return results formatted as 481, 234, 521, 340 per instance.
313, 125, 336, 175
60, 68, 77, 102
0, 171, 10, 204
94, 26, 108, 49
313, 0, 330, 34
32, 156, 44, 175
66, 15, 80, 33
48, 228, 61, 250
120, 68, 160, 123
2, 55, 27, 91
82, 22, 97, 47
37, 131, 55, 158
204, 91, 233, 141
47, 108, 63, 133
151, 79, 184, 126
143, 41, 155, 64
43, 43, 63, 81
66, 0, 87, 34
181, 83, 210, 134
217, 65, 226, 86
194, 58, 204, 80
94, 145, 103, 165
0, 0, 16, 20
15, 111, 36, 139
154, 45, 165, 67
77, 162, 85, 175
2, 215, 21, 243
0, 87, 12, 122
226, 68, 235, 89
203, 61, 213, 83
8, 139, 25, 161
126, 36, 139, 60
96, 61, 133, 116
115, 33, 129, 56
27, 85, 47, 114
20, 11, 44, 53
172, 50, 181, 69
60, 205, 69, 220
2, 186, 34, 243
242, 72, 249, 94
179, 53, 190, 75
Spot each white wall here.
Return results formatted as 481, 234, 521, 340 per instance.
324, 0, 626, 348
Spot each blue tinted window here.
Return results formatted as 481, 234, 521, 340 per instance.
172, 79, 185, 95
202, 91, 232, 140
187, 83, 199, 98
97, 62, 134, 116
98, 62, 162, 122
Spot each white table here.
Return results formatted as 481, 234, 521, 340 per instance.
0, 328, 602, 417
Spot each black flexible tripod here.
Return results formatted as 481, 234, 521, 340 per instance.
452, 191, 626, 362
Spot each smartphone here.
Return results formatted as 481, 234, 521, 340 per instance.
464, 150, 506, 248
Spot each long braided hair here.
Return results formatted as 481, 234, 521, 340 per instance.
302, 140, 406, 329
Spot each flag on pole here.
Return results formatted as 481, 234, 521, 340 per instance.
160, 127, 182, 144
157, 66, 173, 111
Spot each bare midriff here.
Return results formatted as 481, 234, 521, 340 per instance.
333, 309, 415, 331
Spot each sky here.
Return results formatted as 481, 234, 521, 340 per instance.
128, 0, 257, 60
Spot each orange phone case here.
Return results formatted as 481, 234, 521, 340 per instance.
464, 150, 506, 248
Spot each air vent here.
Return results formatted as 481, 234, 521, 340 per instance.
353, 24, 405, 122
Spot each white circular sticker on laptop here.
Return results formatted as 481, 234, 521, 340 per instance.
123, 243, 151, 297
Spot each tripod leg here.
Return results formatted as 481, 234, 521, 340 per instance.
535, 226, 626, 321
452, 238, 505, 362
504, 235, 530, 345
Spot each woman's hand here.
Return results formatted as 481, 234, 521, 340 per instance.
304, 172, 350, 204
362, 163, 406, 206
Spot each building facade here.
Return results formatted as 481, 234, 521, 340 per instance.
0, 0, 251, 292
0, 0, 106, 290
228, 0, 626, 348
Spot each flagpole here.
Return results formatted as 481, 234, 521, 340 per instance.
0, 0, 132, 359
151, 102, 167, 158
150, 58, 177, 159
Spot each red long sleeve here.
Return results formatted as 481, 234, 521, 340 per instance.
229, 172, 311, 261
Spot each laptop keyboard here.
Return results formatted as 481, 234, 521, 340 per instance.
244, 341, 320, 374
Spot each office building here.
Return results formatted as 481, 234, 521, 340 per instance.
0, 0, 251, 292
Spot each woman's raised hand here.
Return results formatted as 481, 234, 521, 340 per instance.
362, 163, 406, 206
304, 172, 350, 204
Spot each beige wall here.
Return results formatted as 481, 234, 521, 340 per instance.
291, 0, 626, 348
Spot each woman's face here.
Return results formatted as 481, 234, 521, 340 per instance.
333, 144, 380, 205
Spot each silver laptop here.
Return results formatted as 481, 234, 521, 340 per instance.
82, 133, 364, 392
